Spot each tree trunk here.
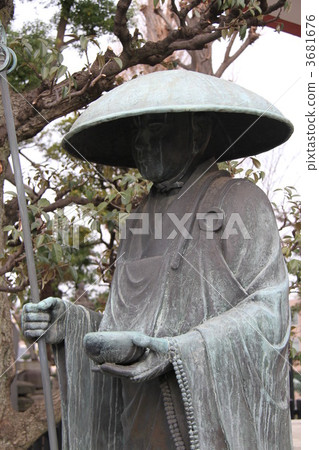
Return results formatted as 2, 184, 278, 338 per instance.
0, 147, 61, 448
140, 1, 213, 75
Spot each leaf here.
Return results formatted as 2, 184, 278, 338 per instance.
49, 66, 59, 76
245, 169, 253, 177
80, 35, 89, 51
251, 157, 261, 168
23, 41, 33, 53
61, 85, 69, 99
51, 243, 63, 263
153, 0, 159, 6
121, 190, 132, 206
284, 0, 291, 12
37, 198, 50, 207
239, 23, 247, 40
42, 212, 50, 222
36, 234, 45, 248
221, 29, 228, 40
40, 41, 47, 58
97, 53, 105, 69
69, 265, 78, 281
56, 65, 67, 79
97, 202, 108, 212
33, 48, 40, 60
41, 65, 49, 80
2, 225, 15, 232
46, 54, 56, 65
113, 57, 123, 69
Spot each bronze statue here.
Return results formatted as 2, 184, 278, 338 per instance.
22, 71, 294, 449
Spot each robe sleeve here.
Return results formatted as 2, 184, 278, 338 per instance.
52, 302, 124, 450
169, 179, 293, 450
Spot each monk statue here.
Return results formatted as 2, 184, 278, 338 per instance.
22, 70, 294, 449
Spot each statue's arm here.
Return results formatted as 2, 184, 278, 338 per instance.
22, 296, 102, 344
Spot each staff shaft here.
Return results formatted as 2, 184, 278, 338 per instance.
0, 72, 59, 450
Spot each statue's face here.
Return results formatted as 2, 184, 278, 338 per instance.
131, 113, 194, 183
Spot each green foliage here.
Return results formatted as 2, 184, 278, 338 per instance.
68, 0, 117, 36
218, 156, 265, 184
7, 20, 57, 91
272, 186, 301, 296
2, 117, 150, 309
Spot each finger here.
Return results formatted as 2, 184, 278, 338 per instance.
24, 297, 57, 313
37, 297, 58, 311
24, 312, 50, 322
93, 362, 137, 378
131, 334, 152, 348
131, 335, 168, 354
24, 330, 47, 339
24, 322, 50, 331
24, 303, 41, 313
148, 337, 169, 354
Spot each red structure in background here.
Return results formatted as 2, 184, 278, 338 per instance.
265, 14, 301, 37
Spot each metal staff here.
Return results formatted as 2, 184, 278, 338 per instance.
0, 22, 58, 450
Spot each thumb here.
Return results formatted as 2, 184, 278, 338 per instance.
132, 334, 168, 354
37, 296, 59, 311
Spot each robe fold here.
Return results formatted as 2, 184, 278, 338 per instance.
53, 161, 292, 449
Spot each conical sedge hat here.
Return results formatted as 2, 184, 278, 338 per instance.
62, 70, 293, 167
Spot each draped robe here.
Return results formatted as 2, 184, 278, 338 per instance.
53, 161, 292, 449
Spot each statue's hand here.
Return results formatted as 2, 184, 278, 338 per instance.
22, 297, 66, 344
90, 333, 171, 382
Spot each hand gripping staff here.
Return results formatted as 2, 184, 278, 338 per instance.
0, 22, 59, 450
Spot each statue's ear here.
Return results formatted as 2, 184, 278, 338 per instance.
191, 113, 212, 155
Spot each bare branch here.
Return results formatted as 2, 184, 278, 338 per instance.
170, 0, 182, 26
224, 30, 238, 61
214, 27, 260, 78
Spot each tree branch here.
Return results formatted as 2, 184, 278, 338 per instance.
0, 245, 24, 276
215, 27, 260, 78
42, 194, 104, 213
56, 0, 75, 49
0, 2, 286, 148
4, 162, 37, 200
113, 0, 132, 52
0, 279, 28, 292
155, 7, 174, 32
264, 0, 286, 15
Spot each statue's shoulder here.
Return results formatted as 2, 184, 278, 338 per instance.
202, 172, 269, 203
201, 173, 275, 223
